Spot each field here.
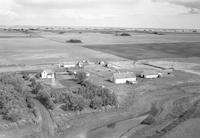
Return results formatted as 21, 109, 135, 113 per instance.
0, 37, 123, 65
84, 42, 200, 60
41, 32, 200, 45
1, 28, 200, 138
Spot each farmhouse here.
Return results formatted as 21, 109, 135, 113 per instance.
41, 69, 55, 79
140, 70, 160, 79
112, 72, 136, 84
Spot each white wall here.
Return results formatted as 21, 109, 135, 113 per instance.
144, 75, 158, 79
114, 78, 136, 84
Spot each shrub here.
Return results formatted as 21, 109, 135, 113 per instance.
153, 32, 164, 35
35, 73, 41, 79
22, 72, 30, 80
120, 33, 131, 36
37, 89, 54, 110
77, 81, 117, 107
0, 73, 29, 95
3, 111, 22, 122
26, 96, 35, 109
66, 39, 82, 43
75, 72, 87, 84
0, 73, 36, 122
90, 96, 103, 109
0, 85, 28, 122
30, 78, 43, 94
61, 93, 88, 111
58, 31, 65, 34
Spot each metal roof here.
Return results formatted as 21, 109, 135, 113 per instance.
43, 69, 54, 74
113, 72, 136, 79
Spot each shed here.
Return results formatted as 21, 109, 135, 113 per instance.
41, 69, 55, 79
140, 70, 160, 79
112, 72, 136, 84
59, 62, 76, 68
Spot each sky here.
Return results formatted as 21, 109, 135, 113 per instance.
0, 0, 200, 29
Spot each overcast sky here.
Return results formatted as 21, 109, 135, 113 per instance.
0, 0, 200, 29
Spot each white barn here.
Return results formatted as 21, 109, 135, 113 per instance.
41, 69, 55, 79
140, 70, 160, 79
112, 72, 136, 84
59, 62, 76, 68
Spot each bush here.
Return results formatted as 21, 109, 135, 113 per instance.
77, 81, 117, 108
37, 89, 54, 110
0, 73, 29, 95
120, 33, 131, 36
0, 73, 36, 122
66, 39, 82, 43
0, 85, 28, 122
35, 73, 41, 79
75, 72, 87, 84
58, 31, 65, 34
30, 78, 43, 94
90, 96, 103, 109
22, 72, 30, 80
3, 111, 22, 122
153, 32, 164, 35
61, 93, 88, 111
26, 96, 35, 109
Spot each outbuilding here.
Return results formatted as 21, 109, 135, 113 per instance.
140, 70, 160, 79
112, 72, 137, 84
59, 62, 77, 68
41, 69, 55, 79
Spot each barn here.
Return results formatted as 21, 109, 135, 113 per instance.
112, 72, 137, 84
140, 70, 160, 79
41, 69, 55, 79
59, 62, 77, 68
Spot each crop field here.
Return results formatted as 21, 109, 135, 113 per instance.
84, 42, 200, 60
41, 32, 200, 45
0, 37, 124, 65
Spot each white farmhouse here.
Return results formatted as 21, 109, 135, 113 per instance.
112, 72, 137, 84
41, 69, 55, 79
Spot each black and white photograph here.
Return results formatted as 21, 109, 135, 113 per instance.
0, 0, 200, 138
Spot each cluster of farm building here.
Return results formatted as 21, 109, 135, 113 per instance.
40, 59, 174, 85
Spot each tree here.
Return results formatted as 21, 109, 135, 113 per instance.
66, 39, 82, 43
75, 72, 87, 84
22, 72, 30, 80
90, 96, 103, 109
30, 78, 43, 94
37, 89, 54, 110
61, 93, 88, 111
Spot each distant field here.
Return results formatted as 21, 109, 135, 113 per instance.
41, 32, 200, 45
1, 30, 200, 65
0, 38, 123, 65
84, 42, 200, 60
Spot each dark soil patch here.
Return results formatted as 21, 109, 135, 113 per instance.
84, 42, 200, 60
